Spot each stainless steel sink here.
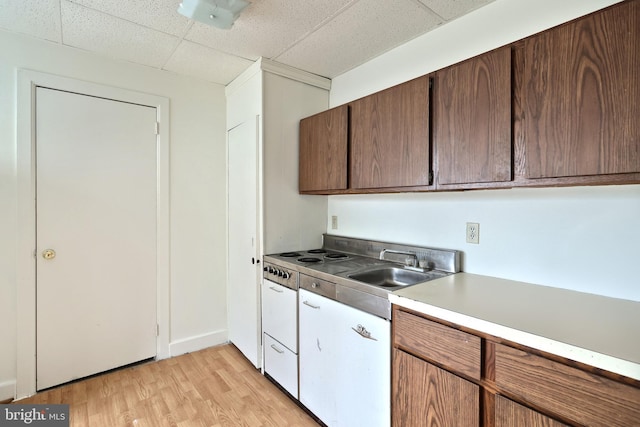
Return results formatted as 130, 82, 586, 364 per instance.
347, 266, 445, 288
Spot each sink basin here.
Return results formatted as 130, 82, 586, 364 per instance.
348, 267, 441, 288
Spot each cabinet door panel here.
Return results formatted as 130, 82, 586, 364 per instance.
523, 1, 640, 179
335, 302, 390, 427
434, 47, 512, 185
392, 349, 479, 427
298, 289, 339, 424
350, 77, 430, 189
299, 105, 348, 192
495, 395, 568, 427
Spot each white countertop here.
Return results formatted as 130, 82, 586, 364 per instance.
389, 273, 640, 381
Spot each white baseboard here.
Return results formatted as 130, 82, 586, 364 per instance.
0, 380, 16, 401
169, 330, 228, 357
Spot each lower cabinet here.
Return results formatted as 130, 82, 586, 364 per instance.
393, 349, 479, 427
391, 305, 640, 427
299, 289, 391, 427
262, 280, 298, 398
263, 333, 298, 398
495, 395, 568, 427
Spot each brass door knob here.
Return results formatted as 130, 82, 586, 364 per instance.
42, 249, 56, 260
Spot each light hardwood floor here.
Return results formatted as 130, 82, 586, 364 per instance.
17, 344, 320, 427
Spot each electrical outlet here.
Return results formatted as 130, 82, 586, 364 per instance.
331, 215, 338, 230
466, 222, 479, 244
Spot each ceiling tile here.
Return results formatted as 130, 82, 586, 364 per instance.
163, 40, 254, 85
61, 0, 180, 69
66, 0, 191, 36
0, 0, 61, 42
418, 0, 494, 21
184, 0, 355, 60
276, 0, 442, 78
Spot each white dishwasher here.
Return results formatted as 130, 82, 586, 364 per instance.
299, 287, 390, 427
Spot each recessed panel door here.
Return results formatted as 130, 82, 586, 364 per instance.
36, 87, 157, 390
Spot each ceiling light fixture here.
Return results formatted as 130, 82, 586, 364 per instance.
178, 0, 250, 30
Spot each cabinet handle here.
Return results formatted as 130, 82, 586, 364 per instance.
268, 286, 283, 293
270, 344, 284, 354
303, 300, 320, 309
352, 324, 377, 341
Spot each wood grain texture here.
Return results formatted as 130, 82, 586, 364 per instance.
522, 0, 640, 179
494, 343, 640, 427
16, 344, 319, 427
392, 349, 479, 427
394, 309, 481, 380
299, 105, 348, 192
434, 46, 512, 185
495, 395, 568, 427
350, 76, 430, 189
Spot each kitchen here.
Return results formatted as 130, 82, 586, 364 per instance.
1, 0, 639, 425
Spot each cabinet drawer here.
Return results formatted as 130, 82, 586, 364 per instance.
495, 344, 640, 426
393, 309, 481, 380
300, 273, 336, 300
262, 279, 297, 352
264, 334, 298, 399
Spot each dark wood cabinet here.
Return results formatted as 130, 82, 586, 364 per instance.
299, 105, 348, 193
434, 46, 512, 188
494, 343, 640, 427
298, 0, 640, 195
495, 396, 568, 427
350, 76, 431, 190
519, 0, 640, 180
392, 306, 640, 427
393, 348, 479, 427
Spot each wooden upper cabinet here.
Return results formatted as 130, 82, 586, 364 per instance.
521, 0, 640, 179
299, 105, 348, 193
434, 46, 512, 186
350, 76, 430, 189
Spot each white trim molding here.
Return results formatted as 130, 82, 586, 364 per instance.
15, 69, 171, 399
225, 57, 331, 97
169, 331, 228, 357
0, 380, 16, 402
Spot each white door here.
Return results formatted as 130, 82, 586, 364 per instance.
227, 118, 261, 367
35, 87, 157, 390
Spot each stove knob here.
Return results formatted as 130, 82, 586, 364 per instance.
282, 272, 290, 279
277, 270, 284, 277
268, 267, 275, 274
263, 266, 268, 272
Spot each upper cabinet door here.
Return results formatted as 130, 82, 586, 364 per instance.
350, 76, 430, 189
299, 105, 348, 193
522, 1, 640, 179
434, 46, 512, 186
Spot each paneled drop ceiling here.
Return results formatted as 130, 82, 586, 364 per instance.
0, 0, 494, 85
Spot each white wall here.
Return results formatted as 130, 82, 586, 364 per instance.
0, 30, 228, 399
327, 0, 640, 302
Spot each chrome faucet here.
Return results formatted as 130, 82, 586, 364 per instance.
379, 249, 418, 267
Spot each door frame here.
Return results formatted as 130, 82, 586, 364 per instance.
16, 69, 171, 399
